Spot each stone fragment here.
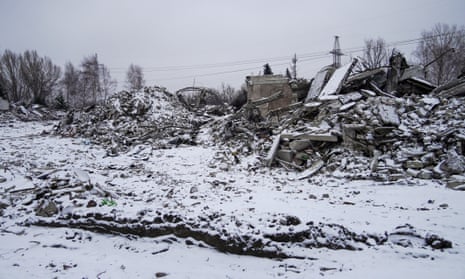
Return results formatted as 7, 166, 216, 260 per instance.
406, 168, 420, 177
279, 215, 301, 226
155, 272, 169, 278
418, 169, 433, 179
377, 104, 400, 126
0, 97, 9, 111
441, 150, 465, 174
289, 140, 312, 152
339, 102, 357, 112
277, 150, 294, 163
36, 200, 58, 217
190, 186, 199, 194
446, 175, 465, 190
405, 160, 423, 169
87, 200, 97, 208
425, 234, 452, 249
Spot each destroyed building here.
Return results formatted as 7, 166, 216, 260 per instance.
246, 74, 297, 118
261, 52, 465, 189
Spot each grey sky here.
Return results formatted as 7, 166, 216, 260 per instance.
1, 0, 464, 92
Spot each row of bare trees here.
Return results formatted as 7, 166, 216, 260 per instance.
0, 50, 146, 109
0, 50, 61, 105
358, 23, 465, 86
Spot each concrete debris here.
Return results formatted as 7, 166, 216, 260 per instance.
1, 103, 62, 121
261, 54, 465, 187
318, 58, 358, 99
35, 199, 58, 217
2, 52, 464, 190
54, 87, 201, 153
0, 97, 9, 111
246, 75, 296, 117
305, 66, 334, 102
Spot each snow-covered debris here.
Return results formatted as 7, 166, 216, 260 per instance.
1, 116, 464, 278
54, 86, 199, 153
264, 54, 465, 186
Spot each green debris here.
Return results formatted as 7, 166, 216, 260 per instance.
100, 198, 117, 207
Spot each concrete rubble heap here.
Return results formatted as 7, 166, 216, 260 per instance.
54, 86, 200, 154
265, 58, 465, 190
0, 97, 61, 122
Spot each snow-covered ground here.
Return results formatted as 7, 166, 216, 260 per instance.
1, 119, 465, 278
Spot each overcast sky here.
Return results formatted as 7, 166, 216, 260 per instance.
1, 0, 464, 92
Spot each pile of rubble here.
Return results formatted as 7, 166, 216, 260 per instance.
54, 87, 200, 154
265, 57, 465, 189
0, 96, 61, 122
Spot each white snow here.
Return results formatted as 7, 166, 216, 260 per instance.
1, 119, 465, 278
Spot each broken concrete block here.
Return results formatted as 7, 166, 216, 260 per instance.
303, 102, 322, 111
446, 175, 465, 190
406, 168, 420, 177
305, 67, 334, 102
405, 160, 424, 170
338, 92, 363, 104
441, 150, 465, 175
377, 104, 400, 126
418, 169, 433, 179
0, 97, 9, 111
289, 140, 312, 152
35, 200, 58, 217
319, 58, 358, 98
277, 150, 294, 163
339, 101, 357, 112
292, 133, 338, 142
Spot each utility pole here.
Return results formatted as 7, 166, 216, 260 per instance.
291, 53, 297, 80
330, 36, 344, 68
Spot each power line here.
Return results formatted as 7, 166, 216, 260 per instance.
143, 55, 330, 82
110, 32, 465, 83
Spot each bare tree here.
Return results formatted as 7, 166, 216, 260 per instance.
62, 55, 116, 108
219, 83, 235, 103
61, 62, 80, 107
414, 23, 465, 85
101, 64, 117, 102
0, 50, 25, 102
357, 38, 389, 71
21, 50, 61, 105
126, 64, 144, 91
80, 54, 100, 105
